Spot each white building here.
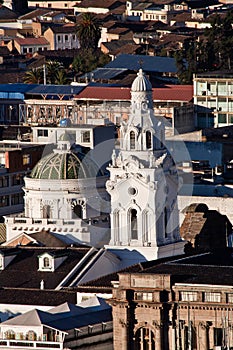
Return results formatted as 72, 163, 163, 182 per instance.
5, 70, 184, 262
106, 69, 184, 260
5, 134, 110, 247
194, 72, 233, 128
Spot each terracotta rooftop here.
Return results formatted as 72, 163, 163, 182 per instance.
48, 24, 76, 33
75, 85, 193, 102
14, 37, 50, 46
75, 0, 124, 9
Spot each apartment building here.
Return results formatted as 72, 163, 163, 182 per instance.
194, 72, 233, 128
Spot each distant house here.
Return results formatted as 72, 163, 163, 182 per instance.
44, 24, 80, 50
28, 0, 77, 10
74, 0, 125, 15
125, 0, 187, 23
0, 297, 113, 350
13, 37, 50, 55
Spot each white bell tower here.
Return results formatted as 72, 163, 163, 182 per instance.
106, 70, 183, 259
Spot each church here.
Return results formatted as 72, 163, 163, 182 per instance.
4, 69, 185, 271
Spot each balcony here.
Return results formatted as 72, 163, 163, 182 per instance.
0, 339, 63, 349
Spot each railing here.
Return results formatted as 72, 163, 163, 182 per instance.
0, 339, 62, 349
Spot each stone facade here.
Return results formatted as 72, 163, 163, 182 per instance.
109, 254, 233, 350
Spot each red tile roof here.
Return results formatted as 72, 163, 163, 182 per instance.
75, 85, 193, 102
153, 85, 193, 102
14, 37, 49, 46
76, 86, 131, 100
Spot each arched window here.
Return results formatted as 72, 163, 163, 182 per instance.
134, 327, 155, 350
43, 257, 50, 268
146, 131, 152, 149
113, 210, 120, 243
130, 131, 136, 149
143, 210, 149, 243
164, 207, 168, 238
73, 204, 83, 219
130, 208, 138, 240
43, 205, 51, 219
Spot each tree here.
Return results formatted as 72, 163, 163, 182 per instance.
54, 70, 68, 85
46, 60, 64, 84
23, 68, 43, 84
72, 48, 110, 76
76, 13, 101, 50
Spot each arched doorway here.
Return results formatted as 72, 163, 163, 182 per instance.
43, 205, 51, 219
73, 204, 83, 219
134, 327, 155, 350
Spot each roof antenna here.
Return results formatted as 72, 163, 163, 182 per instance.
138, 59, 144, 70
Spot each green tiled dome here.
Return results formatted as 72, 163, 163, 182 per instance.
31, 151, 103, 180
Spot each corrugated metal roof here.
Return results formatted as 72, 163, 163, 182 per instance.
81, 68, 128, 80
0, 84, 85, 97
105, 54, 178, 73
27, 85, 85, 95
0, 84, 37, 93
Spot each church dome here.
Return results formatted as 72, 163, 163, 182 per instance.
30, 150, 103, 180
131, 69, 152, 92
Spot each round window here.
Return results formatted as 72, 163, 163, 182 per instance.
128, 187, 137, 196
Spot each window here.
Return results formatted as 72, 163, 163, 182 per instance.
134, 328, 155, 350
23, 48, 27, 54
164, 207, 168, 238
81, 131, 90, 143
130, 131, 136, 149
43, 205, 51, 219
73, 204, 83, 219
218, 114, 227, 123
28, 48, 33, 53
0, 176, 8, 188
12, 174, 23, 186
65, 35, 68, 41
204, 292, 221, 302
135, 292, 153, 301
37, 129, 48, 137
130, 208, 138, 240
0, 195, 9, 207
57, 35, 61, 42
113, 210, 120, 242
11, 193, 24, 206
43, 257, 50, 268
180, 291, 198, 302
73, 35, 76, 41
146, 130, 152, 149
227, 293, 233, 303
23, 154, 31, 166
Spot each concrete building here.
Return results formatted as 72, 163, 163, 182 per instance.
0, 141, 45, 220
194, 72, 233, 128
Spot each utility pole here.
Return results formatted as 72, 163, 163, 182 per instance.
43, 64, 46, 85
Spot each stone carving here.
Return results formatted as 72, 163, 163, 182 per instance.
154, 152, 167, 168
